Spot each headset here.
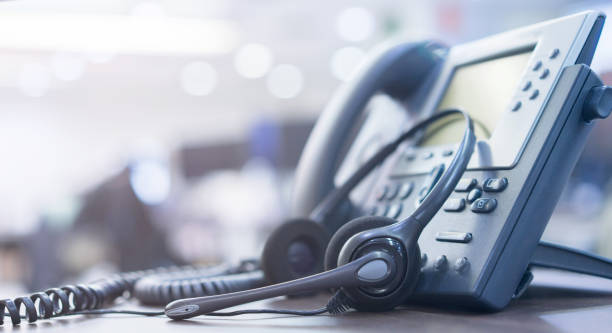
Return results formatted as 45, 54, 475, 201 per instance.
133, 40, 447, 305
0, 41, 477, 325
165, 108, 475, 319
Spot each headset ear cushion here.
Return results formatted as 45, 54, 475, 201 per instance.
324, 215, 396, 271
261, 218, 330, 284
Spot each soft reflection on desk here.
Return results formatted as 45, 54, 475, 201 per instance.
3, 268, 612, 333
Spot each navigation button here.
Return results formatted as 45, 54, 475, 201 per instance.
483, 177, 508, 192
455, 178, 477, 192
467, 188, 482, 203
443, 198, 465, 212
471, 198, 497, 213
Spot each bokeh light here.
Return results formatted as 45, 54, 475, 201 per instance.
335, 7, 376, 42
180, 61, 218, 96
234, 43, 274, 79
266, 64, 303, 99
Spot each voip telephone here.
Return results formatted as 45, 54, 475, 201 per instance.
2, 10, 612, 325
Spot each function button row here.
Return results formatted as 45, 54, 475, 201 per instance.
405, 149, 455, 162
532, 60, 542, 71
471, 198, 497, 213
443, 198, 465, 212
435, 231, 472, 243
549, 48, 560, 59
483, 177, 508, 192
432, 254, 470, 273
522, 81, 532, 91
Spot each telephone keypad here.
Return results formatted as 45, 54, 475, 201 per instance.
417, 163, 446, 203
398, 182, 414, 199
443, 198, 465, 212
386, 203, 403, 219
482, 177, 508, 192
375, 185, 388, 201
385, 183, 400, 200
378, 204, 390, 216
471, 198, 497, 213
455, 178, 477, 192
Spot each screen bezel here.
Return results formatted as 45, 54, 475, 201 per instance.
390, 12, 593, 176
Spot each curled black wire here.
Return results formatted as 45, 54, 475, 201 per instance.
0, 270, 140, 325
0, 261, 263, 326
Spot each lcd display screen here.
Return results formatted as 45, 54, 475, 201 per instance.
420, 51, 533, 146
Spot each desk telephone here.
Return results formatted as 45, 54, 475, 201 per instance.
3, 11, 612, 325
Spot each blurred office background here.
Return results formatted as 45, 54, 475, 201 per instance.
1, 0, 612, 293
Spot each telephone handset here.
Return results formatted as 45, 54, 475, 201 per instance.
2, 11, 612, 326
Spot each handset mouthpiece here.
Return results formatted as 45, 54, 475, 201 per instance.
165, 251, 393, 320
